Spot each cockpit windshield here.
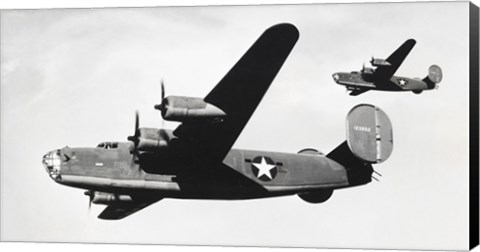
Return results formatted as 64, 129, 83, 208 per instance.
96, 142, 118, 149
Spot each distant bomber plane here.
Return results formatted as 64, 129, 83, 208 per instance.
42, 24, 393, 220
332, 39, 442, 96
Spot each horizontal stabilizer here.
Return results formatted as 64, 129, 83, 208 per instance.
346, 104, 393, 163
326, 141, 373, 186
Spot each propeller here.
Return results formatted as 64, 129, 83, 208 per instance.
153, 79, 170, 129
126, 111, 146, 168
127, 110, 141, 160
154, 80, 168, 117
127, 111, 140, 146
84, 190, 94, 212
161, 79, 165, 102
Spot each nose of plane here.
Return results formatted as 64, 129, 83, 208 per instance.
332, 73, 341, 82
42, 150, 62, 180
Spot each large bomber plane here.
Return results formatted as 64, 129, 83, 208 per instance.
42, 23, 393, 220
333, 39, 442, 96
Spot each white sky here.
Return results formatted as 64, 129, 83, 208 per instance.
0, 1, 475, 251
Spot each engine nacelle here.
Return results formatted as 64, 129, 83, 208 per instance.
160, 96, 226, 122
136, 128, 169, 152
370, 58, 392, 67
90, 192, 133, 205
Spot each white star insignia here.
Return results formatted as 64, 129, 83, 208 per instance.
252, 157, 276, 180
398, 79, 407, 86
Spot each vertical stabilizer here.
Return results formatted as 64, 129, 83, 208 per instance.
346, 104, 393, 163
423, 65, 443, 89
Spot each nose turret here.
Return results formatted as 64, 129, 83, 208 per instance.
332, 73, 340, 82
42, 150, 62, 180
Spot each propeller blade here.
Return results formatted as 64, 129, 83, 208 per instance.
154, 80, 166, 112
134, 110, 139, 135
84, 190, 93, 213
161, 79, 165, 101
127, 111, 140, 142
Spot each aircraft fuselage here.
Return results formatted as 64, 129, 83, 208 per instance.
43, 141, 370, 200
332, 71, 432, 92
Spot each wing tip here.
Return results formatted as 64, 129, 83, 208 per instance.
405, 38, 417, 47
266, 23, 300, 41
98, 214, 123, 220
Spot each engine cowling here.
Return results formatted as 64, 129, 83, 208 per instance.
158, 96, 226, 122
370, 57, 392, 67
136, 128, 169, 152
91, 192, 133, 205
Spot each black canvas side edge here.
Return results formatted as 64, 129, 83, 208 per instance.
470, 1, 479, 250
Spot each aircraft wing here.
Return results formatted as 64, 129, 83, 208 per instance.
349, 89, 369, 96
374, 39, 416, 80
172, 23, 299, 162
98, 198, 161, 220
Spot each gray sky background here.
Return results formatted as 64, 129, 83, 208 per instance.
0, 2, 472, 250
